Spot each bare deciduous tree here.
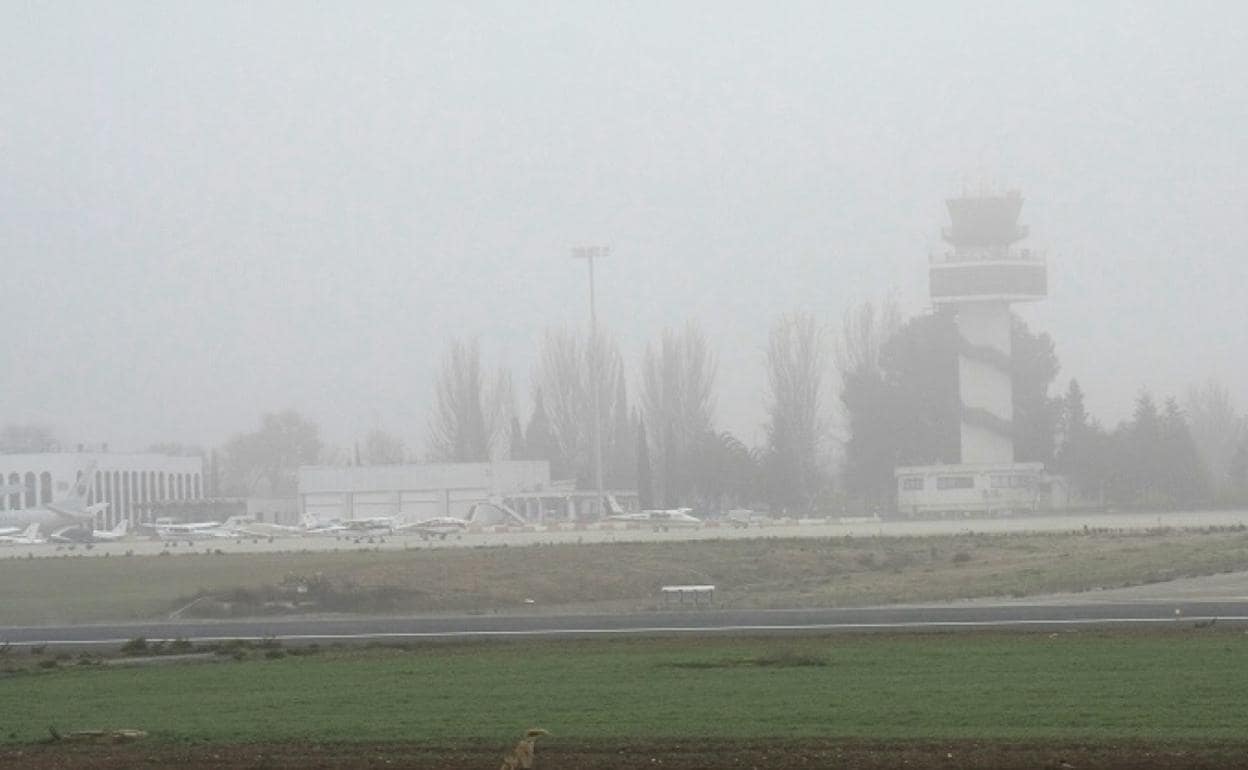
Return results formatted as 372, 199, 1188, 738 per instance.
1186, 380, 1241, 500
834, 297, 902, 384
642, 322, 716, 507
221, 410, 322, 495
533, 327, 630, 487
0, 423, 59, 454
765, 312, 830, 512
427, 337, 510, 462
362, 428, 405, 465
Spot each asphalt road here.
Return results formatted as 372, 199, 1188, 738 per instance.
3, 601, 1244, 648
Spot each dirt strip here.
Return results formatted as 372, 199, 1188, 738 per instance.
5, 739, 1247, 769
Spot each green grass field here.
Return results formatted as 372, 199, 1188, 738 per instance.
4, 527, 1248, 625
4, 631, 1248, 745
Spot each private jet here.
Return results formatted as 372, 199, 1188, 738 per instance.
0, 523, 46, 546
50, 518, 127, 548
0, 462, 108, 534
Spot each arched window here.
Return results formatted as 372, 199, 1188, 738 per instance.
121, 472, 131, 523
159, 472, 166, 500
40, 472, 53, 505
7, 473, 20, 510
176, 474, 184, 500
24, 472, 37, 508
94, 471, 102, 508
193, 474, 201, 499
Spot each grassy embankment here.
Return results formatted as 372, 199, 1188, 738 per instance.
3, 527, 1248, 625
3, 631, 1248, 745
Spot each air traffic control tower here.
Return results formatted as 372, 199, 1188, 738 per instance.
895, 191, 1049, 515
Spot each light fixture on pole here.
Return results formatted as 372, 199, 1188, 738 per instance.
571, 245, 609, 518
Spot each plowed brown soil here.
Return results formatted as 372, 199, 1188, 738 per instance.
5, 740, 1247, 769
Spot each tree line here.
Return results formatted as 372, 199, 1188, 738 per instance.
5, 306, 1246, 512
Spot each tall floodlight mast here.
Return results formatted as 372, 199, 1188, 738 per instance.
571, 245, 609, 518
895, 191, 1048, 516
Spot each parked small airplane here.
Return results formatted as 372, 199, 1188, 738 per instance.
298, 514, 394, 540
0, 523, 46, 546
50, 518, 127, 547
299, 513, 348, 537
148, 517, 233, 545
339, 517, 396, 534
218, 515, 303, 541
396, 516, 469, 540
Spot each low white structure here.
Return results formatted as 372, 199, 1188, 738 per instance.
895, 462, 1047, 516
299, 461, 547, 522
0, 452, 204, 529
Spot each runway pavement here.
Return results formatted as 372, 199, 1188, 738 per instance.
3, 600, 1244, 648
6, 507, 1248, 560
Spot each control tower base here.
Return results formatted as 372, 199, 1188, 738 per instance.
894, 462, 1048, 518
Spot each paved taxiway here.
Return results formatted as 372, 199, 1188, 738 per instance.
2, 601, 1243, 648
5, 508, 1248, 560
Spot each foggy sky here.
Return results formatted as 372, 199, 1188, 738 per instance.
2, 2, 1246, 454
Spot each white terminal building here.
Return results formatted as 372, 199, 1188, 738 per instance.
0, 451, 204, 529
896, 191, 1049, 515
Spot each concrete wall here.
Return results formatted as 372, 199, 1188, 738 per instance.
298, 460, 551, 522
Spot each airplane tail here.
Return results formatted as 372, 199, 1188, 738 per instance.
604, 495, 625, 516
111, 519, 128, 537
22, 523, 40, 540
301, 512, 319, 529
47, 462, 99, 520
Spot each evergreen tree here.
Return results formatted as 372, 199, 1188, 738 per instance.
1160, 397, 1210, 506
1012, 319, 1061, 465
836, 299, 903, 510
879, 309, 962, 466
840, 365, 900, 511
1054, 379, 1110, 501
1111, 391, 1165, 507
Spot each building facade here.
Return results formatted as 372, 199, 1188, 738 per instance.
299, 460, 637, 523
0, 452, 204, 528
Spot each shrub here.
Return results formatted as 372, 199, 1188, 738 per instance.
120, 637, 149, 655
